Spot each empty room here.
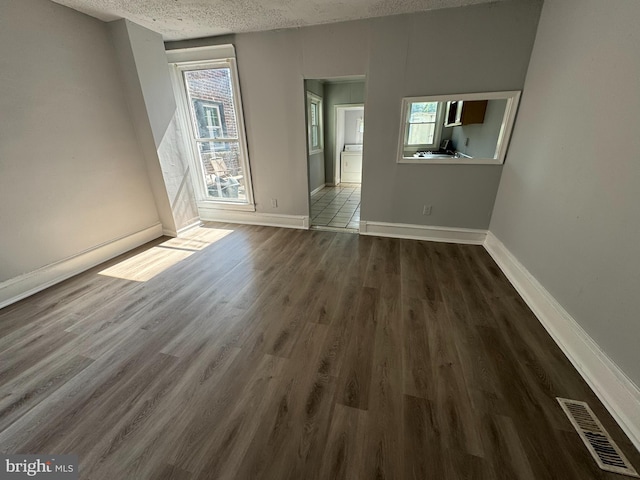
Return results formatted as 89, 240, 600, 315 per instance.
1, 0, 639, 478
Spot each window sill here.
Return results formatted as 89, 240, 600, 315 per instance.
197, 200, 256, 212
397, 157, 503, 165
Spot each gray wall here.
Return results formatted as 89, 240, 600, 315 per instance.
451, 99, 508, 158
344, 110, 364, 146
0, 0, 160, 283
490, 0, 640, 386
362, 2, 541, 229
167, 1, 541, 225
236, 22, 370, 214
305, 79, 325, 193
324, 82, 366, 184
109, 19, 198, 233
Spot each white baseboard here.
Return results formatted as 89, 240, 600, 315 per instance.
199, 206, 309, 230
176, 220, 202, 236
163, 219, 202, 237
359, 221, 487, 245
484, 231, 640, 451
310, 184, 326, 196
0, 223, 163, 310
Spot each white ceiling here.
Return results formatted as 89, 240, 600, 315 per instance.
51, 0, 506, 41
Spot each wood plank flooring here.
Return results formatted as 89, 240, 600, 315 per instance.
0, 223, 638, 479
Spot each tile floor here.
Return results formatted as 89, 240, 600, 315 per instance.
310, 184, 361, 230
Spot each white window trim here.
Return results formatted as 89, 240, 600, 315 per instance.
307, 92, 324, 155
168, 46, 256, 211
403, 101, 445, 153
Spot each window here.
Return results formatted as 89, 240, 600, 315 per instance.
169, 48, 254, 208
307, 92, 323, 154
397, 91, 522, 165
403, 101, 443, 155
183, 66, 247, 203
203, 104, 223, 138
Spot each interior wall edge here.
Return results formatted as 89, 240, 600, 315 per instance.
484, 230, 640, 452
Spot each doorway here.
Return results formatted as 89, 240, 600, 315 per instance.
305, 77, 366, 232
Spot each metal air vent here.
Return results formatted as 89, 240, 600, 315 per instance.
557, 397, 638, 477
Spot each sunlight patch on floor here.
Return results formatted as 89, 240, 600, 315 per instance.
99, 226, 233, 282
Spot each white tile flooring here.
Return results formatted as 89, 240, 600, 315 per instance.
310, 184, 361, 230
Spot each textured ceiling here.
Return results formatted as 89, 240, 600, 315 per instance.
50, 0, 506, 41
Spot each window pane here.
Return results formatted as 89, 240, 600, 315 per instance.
198, 141, 246, 201
184, 68, 238, 139
409, 102, 438, 123
204, 106, 220, 127
307, 92, 323, 152
202, 105, 223, 138
407, 124, 435, 145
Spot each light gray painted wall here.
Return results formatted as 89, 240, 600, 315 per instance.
490, 0, 640, 386
323, 82, 366, 184
231, 30, 310, 214
124, 20, 198, 231
305, 79, 324, 99
109, 20, 198, 233
451, 99, 507, 158
156, 115, 200, 230
441, 126, 454, 141
166, 2, 541, 223
305, 80, 325, 192
124, 20, 176, 148
344, 110, 364, 145
167, 23, 368, 215
0, 0, 160, 283
308, 151, 325, 193
362, 2, 541, 229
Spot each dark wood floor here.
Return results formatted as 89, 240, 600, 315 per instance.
0, 223, 638, 479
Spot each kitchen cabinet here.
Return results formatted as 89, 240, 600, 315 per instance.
444, 100, 488, 127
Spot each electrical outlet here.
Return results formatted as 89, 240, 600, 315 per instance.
423, 205, 432, 215
271, 198, 278, 208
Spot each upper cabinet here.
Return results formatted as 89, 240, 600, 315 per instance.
444, 100, 488, 127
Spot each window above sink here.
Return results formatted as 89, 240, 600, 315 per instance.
397, 91, 521, 165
